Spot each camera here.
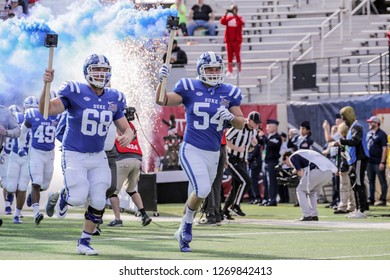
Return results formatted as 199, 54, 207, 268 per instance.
226, 9, 233, 13
124, 106, 136, 121
275, 164, 300, 188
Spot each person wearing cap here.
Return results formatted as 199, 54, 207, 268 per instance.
162, 40, 188, 67
287, 121, 313, 151
366, 116, 388, 206
222, 111, 260, 218
258, 119, 282, 206
334, 106, 369, 218
247, 113, 264, 204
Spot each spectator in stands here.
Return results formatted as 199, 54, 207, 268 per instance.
366, 116, 388, 206
162, 40, 188, 67
6, 0, 27, 18
220, 4, 244, 78
187, 0, 216, 37
170, 0, 188, 36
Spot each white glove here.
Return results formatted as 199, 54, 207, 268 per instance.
158, 64, 169, 82
219, 107, 234, 122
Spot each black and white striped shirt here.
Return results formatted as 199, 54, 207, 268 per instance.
226, 123, 257, 159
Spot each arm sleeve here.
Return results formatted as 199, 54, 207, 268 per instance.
18, 123, 29, 148
5, 113, 21, 139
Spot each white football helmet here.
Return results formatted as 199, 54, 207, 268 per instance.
83, 54, 111, 88
23, 96, 39, 109
196, 51, 225, 86
9, 104, 21, 114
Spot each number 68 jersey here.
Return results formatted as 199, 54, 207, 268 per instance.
174, 78, 242, 152
57, 81, 126, 153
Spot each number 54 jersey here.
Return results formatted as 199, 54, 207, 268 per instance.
57, 81, 126, 153
174, 78, 242, 152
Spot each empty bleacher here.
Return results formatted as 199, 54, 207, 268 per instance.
175, 0, 390, 103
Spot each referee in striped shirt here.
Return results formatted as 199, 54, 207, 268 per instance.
223, 111, 261, 218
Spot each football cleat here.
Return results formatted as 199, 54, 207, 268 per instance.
35, 213, 44, 225
46, 192, 60, 217
77, 238, 99, 256
13, 216, 22, 224
181, 222, 193, 243
56, 190, 68, 219
174, 229, 191, 253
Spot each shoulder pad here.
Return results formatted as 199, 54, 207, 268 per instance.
58, 81, 81, 94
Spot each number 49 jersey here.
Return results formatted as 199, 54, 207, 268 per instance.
24, 108, 60, 151
58, 81, 125, 153
174, 78, 242, 152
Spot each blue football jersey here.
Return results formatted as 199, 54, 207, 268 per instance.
24, 108, 61, 151
57, 81, 126, 153
173, 78, 242, 151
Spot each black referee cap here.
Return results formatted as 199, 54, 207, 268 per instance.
248, 111, 261, 124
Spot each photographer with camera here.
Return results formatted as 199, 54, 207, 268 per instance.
106, 106, 152, 228
283, 150, 337, 221
220, 4, 244, 78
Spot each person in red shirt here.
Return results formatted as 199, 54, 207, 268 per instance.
106, 108, 152, 227
220, 5, 245, 77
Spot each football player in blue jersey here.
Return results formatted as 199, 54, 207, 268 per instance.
17, 92, 61, 225
0, 105, 21, 227
5, 99, 32, 223
156, 51, 245, 252
1, 105, 22, 216
40, 54, 134, 256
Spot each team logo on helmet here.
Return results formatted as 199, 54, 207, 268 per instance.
83, 54, 112, 89
196, 52, 225, 86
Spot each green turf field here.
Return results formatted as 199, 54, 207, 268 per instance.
1, 203, 390, 260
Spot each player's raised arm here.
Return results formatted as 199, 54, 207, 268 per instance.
155, 64, 183, 106
39, 69, 64, 115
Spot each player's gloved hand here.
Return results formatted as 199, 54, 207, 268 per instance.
219, 107, 234, 122
158, 64, 169, 82
18, 147, 27, 157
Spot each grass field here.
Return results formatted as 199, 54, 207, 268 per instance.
1, 202, 390, 260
